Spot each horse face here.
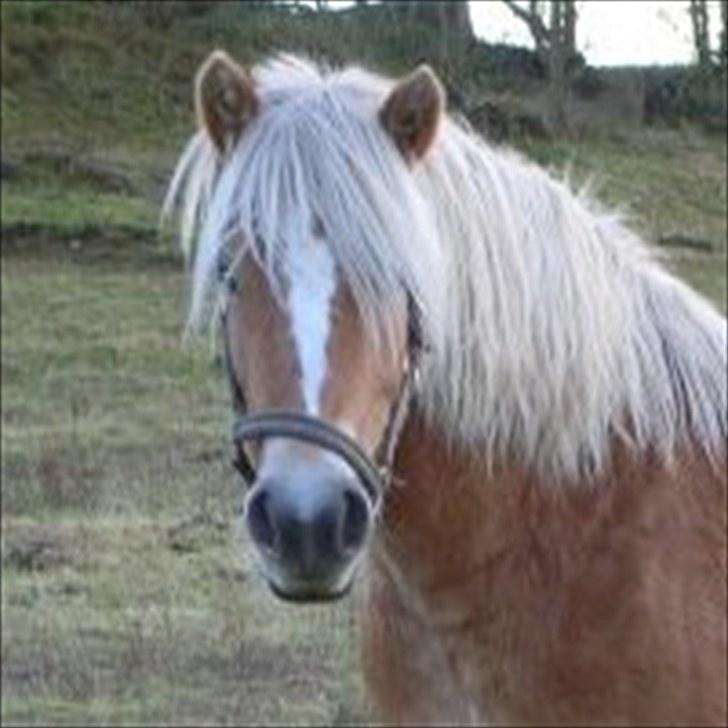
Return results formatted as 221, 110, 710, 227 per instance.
189, 50, 444, 601
225, 249, 409, 601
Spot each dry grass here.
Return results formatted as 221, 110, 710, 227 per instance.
2, 512, 367, 726
3, 134, 724, 727
0, 243, 369, 726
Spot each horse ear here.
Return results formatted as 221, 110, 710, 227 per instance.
195, 50, 258, 154
380, 65, 445, 162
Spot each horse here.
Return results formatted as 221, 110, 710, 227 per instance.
165, 51, 727, 726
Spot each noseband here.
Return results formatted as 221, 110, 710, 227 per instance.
218, 261, 425, 510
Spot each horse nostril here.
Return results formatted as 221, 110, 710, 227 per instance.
341, 487, 370, 552
246, 479, 371, 568
246, 489, 276, 550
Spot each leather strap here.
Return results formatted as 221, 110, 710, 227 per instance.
232, 410, 384, 506
218, 258, 424, 504
220, 308, 248, 416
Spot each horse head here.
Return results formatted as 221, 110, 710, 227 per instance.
191, 51, 444, 601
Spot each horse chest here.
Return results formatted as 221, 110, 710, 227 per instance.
364, 417, 542, 723
367, 423, 727, 725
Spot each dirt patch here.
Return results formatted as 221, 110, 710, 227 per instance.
185, 638, 332, 684
214, 562, 248, 584
167, 509, 230, 554
2, 527, 70, 572
34, 448, 103, 512
1, 645, 119, 702
2, 628, 342, 717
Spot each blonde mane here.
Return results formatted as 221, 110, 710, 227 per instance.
165, 54, 727, 484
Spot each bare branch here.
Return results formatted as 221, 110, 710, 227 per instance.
501, 0, 550, 43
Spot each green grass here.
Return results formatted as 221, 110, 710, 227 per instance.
1, 3, 726, 726
1, 246, 369, 726
1, 186, 159, 237
2, 512, 365, 725
0, 1, 459, 159
522, 130, 727, 310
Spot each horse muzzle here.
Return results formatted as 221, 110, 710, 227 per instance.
244, 471, 371, 602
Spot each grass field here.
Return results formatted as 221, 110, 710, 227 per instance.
1, 3, 726, 726
1, 235, 368, 726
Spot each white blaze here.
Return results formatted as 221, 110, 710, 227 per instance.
286, 238, 337, 415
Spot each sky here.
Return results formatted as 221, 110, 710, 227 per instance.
317, 1, 724, 67
469, 0, 724, 66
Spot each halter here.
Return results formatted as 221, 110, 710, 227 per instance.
218, 257, 425, 510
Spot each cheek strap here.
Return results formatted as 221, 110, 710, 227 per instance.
218, 261, 425, 501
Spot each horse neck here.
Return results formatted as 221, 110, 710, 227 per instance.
373, 409, 726, 627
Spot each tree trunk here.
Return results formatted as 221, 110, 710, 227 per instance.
564, 0, 577, 56
501, 0, 576, 133
720, 0, 727, 68
720, 0, 727, 121
394, 1, 472, 67
529, 0, 548, 59
548, 1, 568, 132
690, 0, 712, 67
443, 0, 474, 38
502, 0, 551, 65
438, 1, 450, 66
407, 0, 473, 38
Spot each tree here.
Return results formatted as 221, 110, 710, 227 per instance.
501, 1, 579, 131
397, 0, 473, 38
689, 0, 712, 67
685, 0, 727, 126
719, 0, 727, 68
500, 1, 578, 66
391, 0, 473, 66
688, 0, 728, 69
500, 1, 550, 59
547, 1, 576, 131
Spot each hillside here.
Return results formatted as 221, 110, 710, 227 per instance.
2, 2, 726, 302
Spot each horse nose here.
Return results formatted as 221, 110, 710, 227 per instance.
245, 477, 371, 575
